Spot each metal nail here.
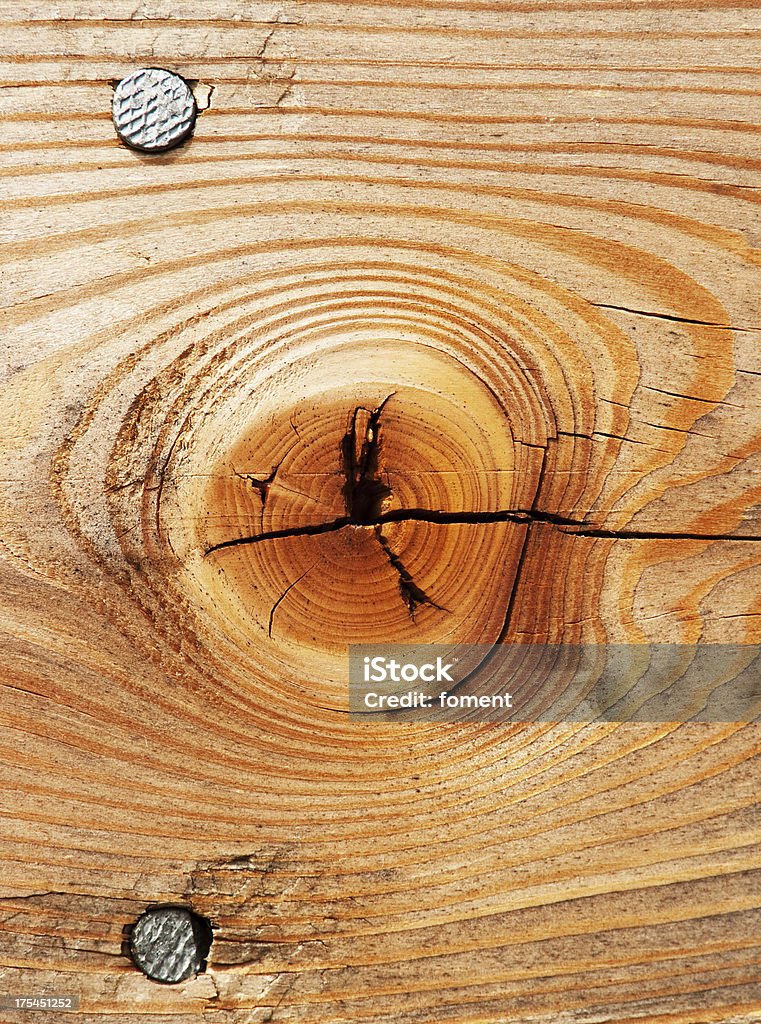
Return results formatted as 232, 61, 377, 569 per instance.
112, 68, 197, 153
129, 906, 212, 983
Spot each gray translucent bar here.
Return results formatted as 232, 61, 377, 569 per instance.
0, 996, 80, 1011
348, 644, 761, 722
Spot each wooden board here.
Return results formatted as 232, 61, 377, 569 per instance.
1, 2, 760, 1021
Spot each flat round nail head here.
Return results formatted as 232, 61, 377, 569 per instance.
112, 68, 197, 153
129, 906, 211, 983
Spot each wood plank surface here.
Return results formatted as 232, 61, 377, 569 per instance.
1, 2, 760, 1022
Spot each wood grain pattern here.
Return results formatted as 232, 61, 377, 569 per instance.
1, 2, 761, 1021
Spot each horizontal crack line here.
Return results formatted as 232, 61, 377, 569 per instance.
590, 302, 759, 332
204, 508, 761, 555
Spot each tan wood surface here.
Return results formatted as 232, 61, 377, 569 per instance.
1, 2, 760, 1021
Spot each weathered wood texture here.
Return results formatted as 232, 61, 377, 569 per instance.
1, 2, 761, 1021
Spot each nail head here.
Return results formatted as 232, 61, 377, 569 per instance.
112, 68, 197, 153
129, 906, 212, 983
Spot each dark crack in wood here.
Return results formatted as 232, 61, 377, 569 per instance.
340, 394, 395, 525
373, 525, 446, 620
